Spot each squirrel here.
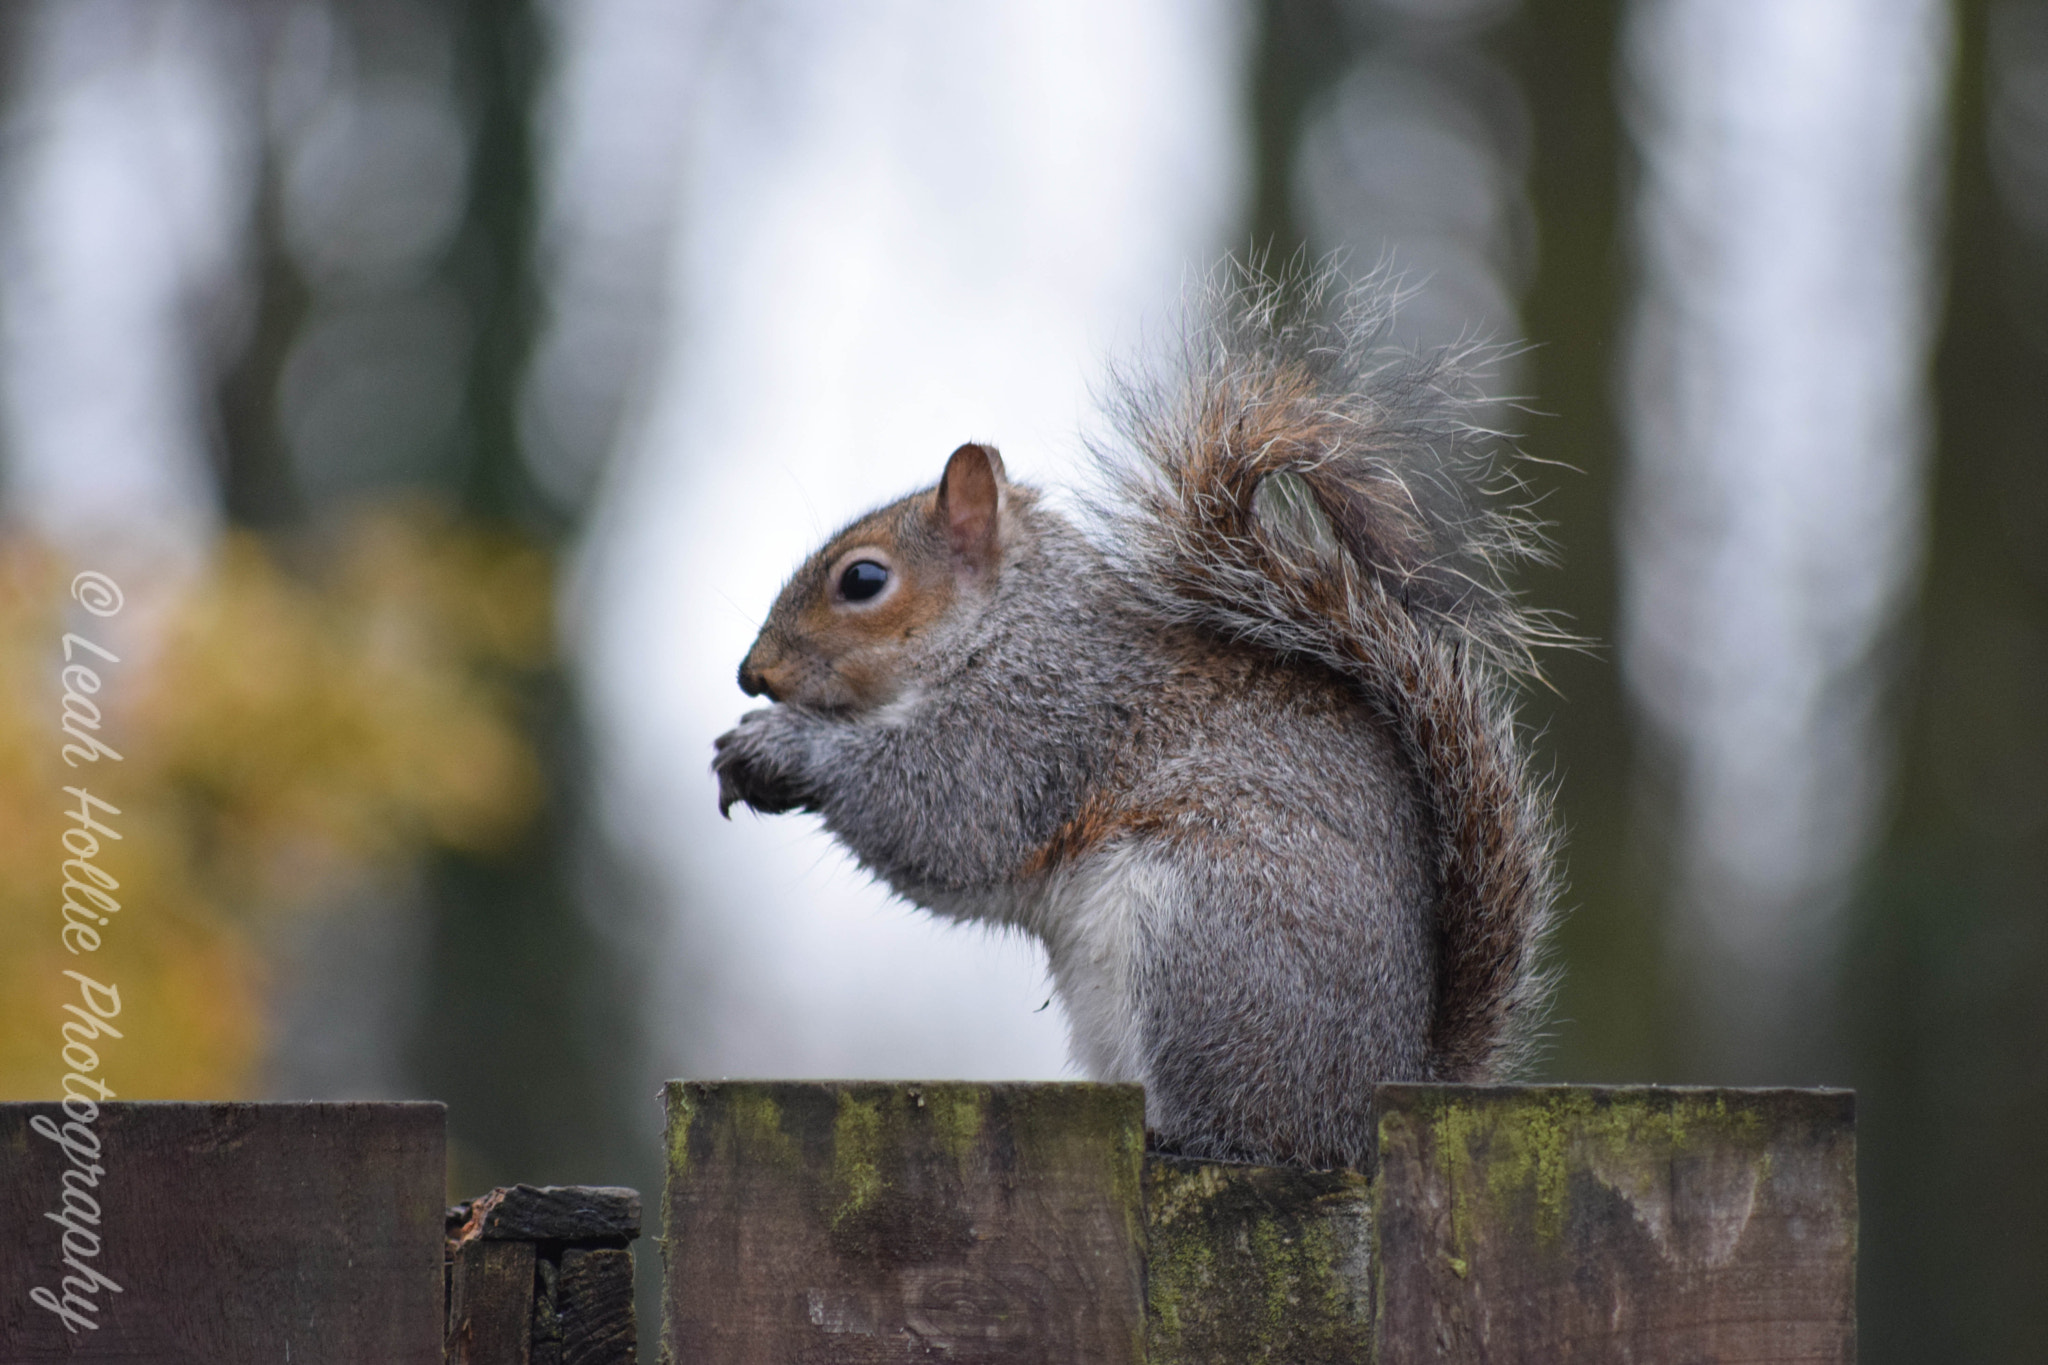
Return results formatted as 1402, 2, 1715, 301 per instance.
713, 264, 1560, 1169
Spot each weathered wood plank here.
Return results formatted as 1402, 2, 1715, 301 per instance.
459, 1184, 641, 1244
662, 1080, 1146, 1365
557, 1246, 636, 1365
451, 1182, 642, 1365
1144, 1155, 1372, 1365
1371, 1085, 1856, 1365
448, 1237, 538, 1365
0, 1100, 445, 1363
533, 1252, 565, 1365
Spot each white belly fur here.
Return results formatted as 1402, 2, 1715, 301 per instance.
1028, 844, 1172, 1089
916, 844, 1172, 1094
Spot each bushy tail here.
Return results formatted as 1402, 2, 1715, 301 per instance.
1091, 261, 1561, 1080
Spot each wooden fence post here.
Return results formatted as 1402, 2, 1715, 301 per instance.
1144, 1156, 1372, 1364
445, 1183, 642, 1365
661, 1080, 1148, 1364
659, 1082, 1857, 1364
1372, 1085, 1857, 1364
0, 1101, 445, 1363
1, 1085, 1855, 1362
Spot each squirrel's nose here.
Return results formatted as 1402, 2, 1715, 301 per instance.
738, 646, 783, 700
738, 635, 787, 700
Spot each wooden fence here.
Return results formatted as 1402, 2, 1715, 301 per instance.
664, 1082, 1855, 1364
1, 1083, 1855, 1362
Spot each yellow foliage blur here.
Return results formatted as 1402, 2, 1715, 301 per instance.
0, 505, 553, 1099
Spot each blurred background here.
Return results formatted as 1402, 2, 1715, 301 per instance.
0, 0, 2039, 1357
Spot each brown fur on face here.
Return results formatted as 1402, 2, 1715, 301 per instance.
738, 443, 1011, 714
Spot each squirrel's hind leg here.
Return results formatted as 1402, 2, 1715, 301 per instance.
1130, 819, 1434, 1171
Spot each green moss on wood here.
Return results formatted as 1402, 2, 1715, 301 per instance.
913, 1084, 985, 1165
1371, 1086, 1857, 1361
663, 1082, 1148, 1362
1380, 1086, 1782, 1261
662, 1081, 694, 1181
664, 1080, 806, 1181
1144, 1157, 1372, 1365
829, 1091, 884, 1229
725, 1087, 801, 1169
665, 1082, 1144, 1274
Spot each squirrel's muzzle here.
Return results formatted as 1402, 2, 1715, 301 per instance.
737, 635, 782, 700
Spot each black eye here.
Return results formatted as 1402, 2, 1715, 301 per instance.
838, 560, 889, 602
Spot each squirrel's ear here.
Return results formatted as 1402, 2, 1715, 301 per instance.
937, 442, 1006, 573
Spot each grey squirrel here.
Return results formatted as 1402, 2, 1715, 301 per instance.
713, 264, 1559, 1169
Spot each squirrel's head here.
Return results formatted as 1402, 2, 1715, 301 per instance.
738, 441, 1013, 714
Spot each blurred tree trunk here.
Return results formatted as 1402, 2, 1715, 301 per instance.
1852, 0, 2048, 1359
213, 131, 308, 530
1494, 0, 1663, 1083
386, 0, 656, 1198
1243, 0, 1363, 257
445, 0, 552, 532
209, 0, 656, 1198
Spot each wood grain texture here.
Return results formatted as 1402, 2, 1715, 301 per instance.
1144, 1155, 1373, 1365
0, 1101, 445, 1364
1371, 1085, 1856, 1365
448, 1238, 537, 1365
557, 1246, 635, 1365
451, 1183, 641, 1365
532, 1253, 565, 1365
461, 1184, 640, 1244
662, 1080, 1146, 1365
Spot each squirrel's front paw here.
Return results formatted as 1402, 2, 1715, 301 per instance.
713, 708, 817, 818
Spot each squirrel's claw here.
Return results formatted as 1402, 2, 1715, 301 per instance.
712, 727, 745, 818
712, 715, 814, 818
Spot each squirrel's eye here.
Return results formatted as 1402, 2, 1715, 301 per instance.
838, 560, 889, 602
